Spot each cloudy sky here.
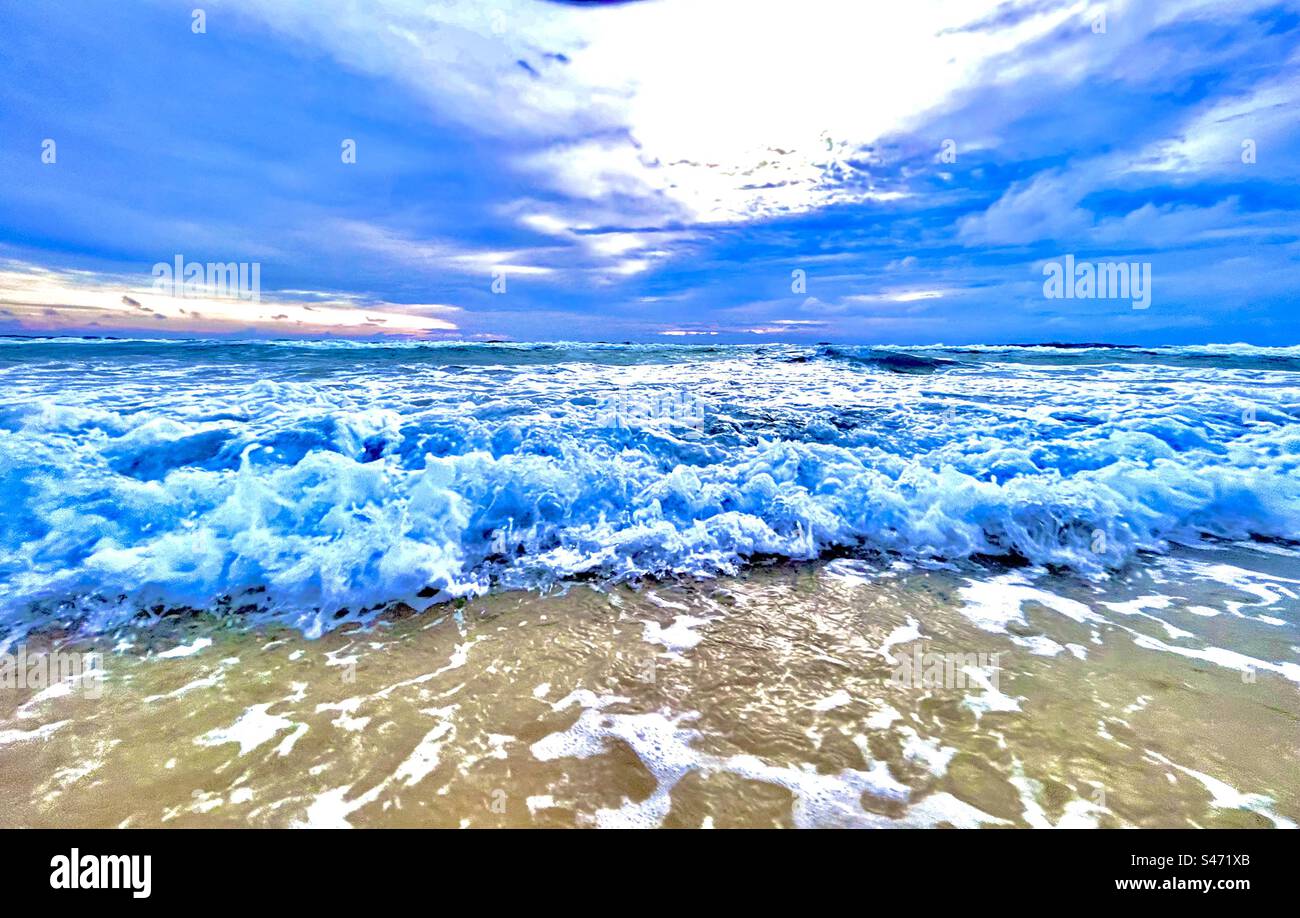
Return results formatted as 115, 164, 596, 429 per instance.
1, 0, 1297, 343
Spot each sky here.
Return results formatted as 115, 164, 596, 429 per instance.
0, 0, 1297, 344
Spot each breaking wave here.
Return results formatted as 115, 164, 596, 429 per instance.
1, 339, 1297, 636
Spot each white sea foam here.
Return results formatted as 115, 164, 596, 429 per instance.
809, 689, 852, 712
155, 638, 213, 659
196, 703, 302, 757
1, 341, 1296, 636
528, 690, 1006, 828
1146, 751, 1296, 828
959, 573, 1103, 634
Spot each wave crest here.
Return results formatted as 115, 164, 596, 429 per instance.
2, 344, 1297, 635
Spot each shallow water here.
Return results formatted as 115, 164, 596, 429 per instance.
2, 543, 1296, 828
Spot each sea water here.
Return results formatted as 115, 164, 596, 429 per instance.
1, 339, 1296, 638
0, 339, 1296, 827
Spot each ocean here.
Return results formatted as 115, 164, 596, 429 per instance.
1, 339, 1297, 826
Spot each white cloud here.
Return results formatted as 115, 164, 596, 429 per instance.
1131, 67, 1300, 176
223, 0, 1088, 224
840, 289, 949, 306
956, 168, 1097, 246
337, 219, 558, 277
0, 263, 458, 336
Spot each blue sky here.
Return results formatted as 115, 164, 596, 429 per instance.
1, 0, 1297, 344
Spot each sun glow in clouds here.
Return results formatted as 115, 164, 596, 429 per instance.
222, 0, 1090, 225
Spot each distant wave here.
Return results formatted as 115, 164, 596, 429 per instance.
813, 346, 959, 373
1, 341, 1297, 636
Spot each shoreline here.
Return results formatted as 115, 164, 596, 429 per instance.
3, 545, 1296, 828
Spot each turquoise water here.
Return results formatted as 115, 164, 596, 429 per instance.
1, 339, 1297, 638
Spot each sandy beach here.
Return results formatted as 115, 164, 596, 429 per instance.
4, 540, 1296, 828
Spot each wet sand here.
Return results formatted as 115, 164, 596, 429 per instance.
2, 544, 1297, 828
